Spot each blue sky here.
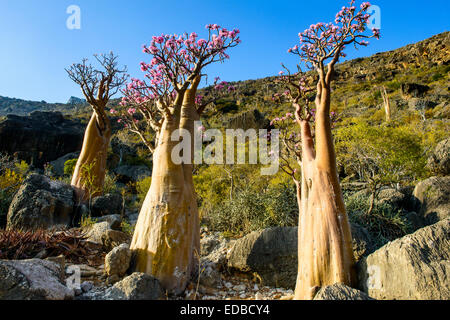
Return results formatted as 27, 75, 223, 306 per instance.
0, 0, 448, 103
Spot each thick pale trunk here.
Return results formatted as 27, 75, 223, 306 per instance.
130, 88, 200, 295
71, 111, 111, 203
294, 110, 355, 300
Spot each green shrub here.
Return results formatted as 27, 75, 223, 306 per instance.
120, 220, 134, 235
103, 172, 119, 194
136, 176, 152, 206
345, 192, 411, 248
205, 183, 298, 236
63, 158, 78, 176
80, 215, 97, 229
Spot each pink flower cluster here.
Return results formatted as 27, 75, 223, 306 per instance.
287, 0, 380, 67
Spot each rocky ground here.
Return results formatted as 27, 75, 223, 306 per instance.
1, 135, 449, 300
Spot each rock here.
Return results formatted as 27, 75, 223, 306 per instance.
198, 264, 221, 288
357, 218, 450, 300
105, 243, 131, 277
96, 214, 122, 230
200, 234, 221, 256
114, 165, 150, 183
427, 138, 450, 175
104, 273, 163, 300
90, 194, 123, 217
0, 259, 74, 300
102, 230, 131, 250
7, 174, 75, 231
401, 83, 430, 98
377, 188, 409, 211
0, 111, 83, 168
86, 222, 111, 244
413, 176, 450, 225
351, 223, 373, 261
227, 227, 297, 289
228, 225, 372, 288
80, 281, 93, 293
313, 283, 372, 300
49, 152, 79, 176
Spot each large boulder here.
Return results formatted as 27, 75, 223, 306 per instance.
377, 188, 409, 211
227, 227, 297, 289
105, 244, 131, 277
7, 174, 75, 231
0, 111, 83, 167
0, 259, 74, 300
351, 223, 373, 261
90, 194, 123, 217
104, 273, 163, 300
427, 138, 450, 175
401, 83, 430, 98
114, 165, 151, 183
313, 283, 372, 300
357, 218, 450, 300
228, 224, 372, 288
413, 176, 450, 225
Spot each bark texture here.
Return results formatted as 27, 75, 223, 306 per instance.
71, 110, 111, 202
294, 83, 355, 299
130, 83, 200, 294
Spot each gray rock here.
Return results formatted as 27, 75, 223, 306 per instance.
228, 224, 372, 288
80, 281, 93, 293
377, 188, 408, 211
200, 234, 221, 256
198, 264, 222, 288
313, 283, 372, 300
96, 214, 122, 230
401, 83, 430, 98
105, 243, 132, 277
7, 174, 75, 231
427, 138, 450, 175
0, 111, 83, 168
114, 165, 150, 183
0, 259, 74, 300
227, 227, 297, 289
49, 152, 79, 176
102, 229, 131, 251
104, 272, 163, 300
91, 194, 123, 217
86, 221, 111, 244
413, 176, 450, 225
351, 223, 373, 261
357, 218, 450, 300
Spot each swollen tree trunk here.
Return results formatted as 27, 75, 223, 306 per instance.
71, 110, 111, 203
130, 86, 200, 295
294, 88, 355, 300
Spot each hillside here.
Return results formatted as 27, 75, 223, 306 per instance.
199, 31, 449, 128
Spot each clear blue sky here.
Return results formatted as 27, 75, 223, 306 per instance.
0, 0, 448, 103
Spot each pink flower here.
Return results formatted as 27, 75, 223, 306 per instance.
127, 108, 136, 115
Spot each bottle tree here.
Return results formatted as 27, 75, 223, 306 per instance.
66, 52, 127, 202
272, 1, 380, 299
117, 25, 240, 294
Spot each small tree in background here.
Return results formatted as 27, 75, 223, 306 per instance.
272, 1, 380, 299
117, 25, 240, 294
66, 52, 127, 202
